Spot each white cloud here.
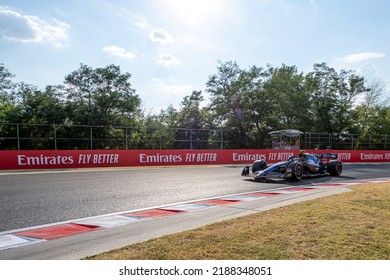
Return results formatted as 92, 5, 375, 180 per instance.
119, 6, 224, 68
102, 45, 135, 60
150, 28, 174, 44
158, 52, 180, 67
119, 8, 151, 30
340, 52, 385, 64
309, 0, 319, 11
121, 7, 220, 52
356, 62, 380, 77
0, 6, 69, 46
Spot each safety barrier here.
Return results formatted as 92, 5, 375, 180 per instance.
1, 149, 390, 170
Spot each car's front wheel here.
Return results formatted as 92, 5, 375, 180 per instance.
252, 160, 267, 173
288, 161, 303, 181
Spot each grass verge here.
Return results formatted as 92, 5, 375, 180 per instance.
86, 183, 390, 260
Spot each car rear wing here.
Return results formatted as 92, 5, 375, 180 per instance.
315, 153, 338, 160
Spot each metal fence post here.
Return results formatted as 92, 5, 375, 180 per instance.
125, 127, 128, 150
53, 124, 57, 150
90, 126, 93, 150
220, 129, 223, 149
369, 135, 372, 149
351, 134, 354, 149
190, 129, 193, 149
16, 123, 20, 150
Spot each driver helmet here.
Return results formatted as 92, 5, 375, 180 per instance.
298, 151, 307, 158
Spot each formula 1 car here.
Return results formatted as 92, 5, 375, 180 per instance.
241, 152, 342, 181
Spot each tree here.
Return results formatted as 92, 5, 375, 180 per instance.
207, 62, 310, 148
156, 105, 180, 149
207, 61, 249, 147
305, 63, 365, 133
355, 79, 386, 133
2, 83, 64, 123
178, 90, 204, 128
0, 64, 16, 122
175, 90, 209, 148
207, 60, 242, 124
351, 79, 389, 148
63, 64, 142, 149
234, 65, 275, 147
64, 64, 141, 126
0, 84, 67, 149
0, 64, 15, 98
264, 64, 312, 131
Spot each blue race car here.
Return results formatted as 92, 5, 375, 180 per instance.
241, 151, 342, 181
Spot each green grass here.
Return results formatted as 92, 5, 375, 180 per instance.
86, 183, 390, 260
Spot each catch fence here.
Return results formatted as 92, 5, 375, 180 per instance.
0, 123, 388, 150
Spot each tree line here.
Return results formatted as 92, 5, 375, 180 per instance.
0, 61, 389, 150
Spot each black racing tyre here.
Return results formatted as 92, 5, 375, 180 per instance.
327, 160, 342, 176
252, 160, 267, 173
287, 161, 303, 181
241, 166, 250, 176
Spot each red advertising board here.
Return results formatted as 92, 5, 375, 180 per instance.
0, 149, 390, 170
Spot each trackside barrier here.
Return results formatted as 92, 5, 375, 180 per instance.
0, 149, 390, 170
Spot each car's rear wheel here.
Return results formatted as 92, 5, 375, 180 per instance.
327, 160, 342, 176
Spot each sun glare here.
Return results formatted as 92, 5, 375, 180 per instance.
161, 0, 231, 31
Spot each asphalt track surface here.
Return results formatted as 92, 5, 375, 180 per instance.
0, 163, 389, 259
1, 163, 389, 232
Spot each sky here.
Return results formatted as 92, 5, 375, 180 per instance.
0, 0, 389, 113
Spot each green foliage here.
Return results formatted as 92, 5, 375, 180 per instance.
305, 63, 366, 133
0, 64, 15, 123
0, 61, 389, 150
64, 64, 141, 127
